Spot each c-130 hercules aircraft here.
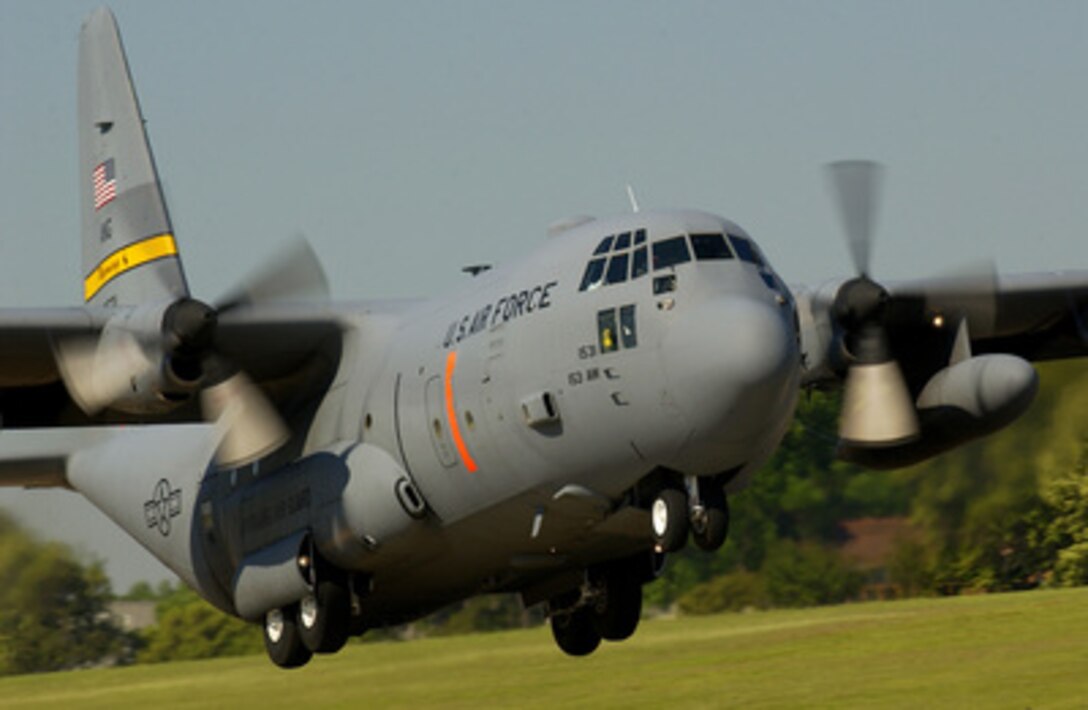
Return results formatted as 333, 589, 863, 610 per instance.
4, 7, 1087, 668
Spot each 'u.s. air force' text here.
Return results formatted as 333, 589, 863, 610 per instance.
443, 280, 558, 348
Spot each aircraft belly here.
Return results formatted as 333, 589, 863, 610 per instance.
354, 489, 652, 623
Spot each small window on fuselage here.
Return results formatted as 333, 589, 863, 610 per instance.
634, 229, 647, 246
620, 304, 637, 349
597, 309, 618, 353
614, 232, 632, 250
691, 233, 734, 260
593, 236, 615, 255
652, 236, 691, 270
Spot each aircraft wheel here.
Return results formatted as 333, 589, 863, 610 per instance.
592, 563, 642, 642
651, 488, 689, 553
264, 604, 312, 669
551, 607, 601, 656
549, 592, 601, 657
298, 578, 351, 654
692, 485, 730, 552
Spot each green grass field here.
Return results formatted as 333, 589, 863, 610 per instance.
4, 589, 1088, 709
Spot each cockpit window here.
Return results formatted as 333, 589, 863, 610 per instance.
579, 228, 650, 292
652, 236, 692, 270
690, 233, 734, 260
605, 253, 629, 285
728, 234, 764, 266
631, 246, 648, 279
579, 258, 606, 291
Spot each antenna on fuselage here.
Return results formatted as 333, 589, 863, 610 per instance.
625, 185, 641, 213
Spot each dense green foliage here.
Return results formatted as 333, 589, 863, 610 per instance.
898, 359, 1088, 592
137, 584, 262, 662
659, 360, 1088, 613
0, 512, 134, 674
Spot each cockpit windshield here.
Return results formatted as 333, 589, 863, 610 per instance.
651, 236, 691, 270
690, 233, 734, 260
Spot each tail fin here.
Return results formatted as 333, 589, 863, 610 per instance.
78, 8, 189, 307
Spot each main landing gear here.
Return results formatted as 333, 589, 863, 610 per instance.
262, 559, 355, 669
548, 553, 657, 657
651, 477, 730, 553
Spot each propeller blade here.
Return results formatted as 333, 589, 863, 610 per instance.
54, 331, 153, 414
826, 160, 884, 278
200, 371, 289, 468
215, 238, 329, 313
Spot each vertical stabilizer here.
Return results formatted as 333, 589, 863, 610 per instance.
79, 7, 188, 306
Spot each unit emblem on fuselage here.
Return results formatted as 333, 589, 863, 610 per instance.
144, 478, 182, 537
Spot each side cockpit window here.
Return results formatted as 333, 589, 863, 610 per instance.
691, 233, 734, 260
579, 258, 606, 291
728, 234, 764, 266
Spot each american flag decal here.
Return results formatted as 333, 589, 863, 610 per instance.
92, 158, 117, 211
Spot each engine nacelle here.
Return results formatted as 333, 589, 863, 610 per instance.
839, 354, 1038, 469
58, 300, 207, 416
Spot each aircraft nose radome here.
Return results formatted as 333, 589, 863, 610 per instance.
663, 296, 799, 439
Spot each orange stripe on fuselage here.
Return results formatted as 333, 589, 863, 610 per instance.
444, 351, 478, 473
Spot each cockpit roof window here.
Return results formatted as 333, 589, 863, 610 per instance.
691, 233, 734, 261
728, 234, 764, 266
634, 229, 647, 246
652, 236, 692, 270
593, 236, 614, 256
605, 253, 630, 285
579, 257, 606, 291
614, 232, 632, 250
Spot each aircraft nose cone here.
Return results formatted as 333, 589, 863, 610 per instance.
663, 295, 799, 443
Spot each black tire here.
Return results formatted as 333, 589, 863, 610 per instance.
693, 485, 730, 552
263, 604, 313, 669
298, 579, 351, 654
592, 564, 642, 641
550, 605, 601, 657
651, 488, 689, 553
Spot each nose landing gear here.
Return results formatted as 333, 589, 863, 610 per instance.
650, 476, 730, 553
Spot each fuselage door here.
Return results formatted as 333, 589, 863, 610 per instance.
424, 375, 458, 468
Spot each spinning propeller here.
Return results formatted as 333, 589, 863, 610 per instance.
825, 161, 920, 446
56, 240, 328, 467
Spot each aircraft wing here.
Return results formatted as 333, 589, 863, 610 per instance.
886, 269, 1088, 363
0, 303, 343, 430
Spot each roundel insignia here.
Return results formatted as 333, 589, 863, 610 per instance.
144, 478, 182, 536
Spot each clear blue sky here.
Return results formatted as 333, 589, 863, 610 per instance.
1, 1, 1086, 589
